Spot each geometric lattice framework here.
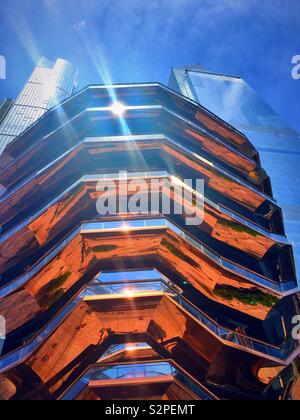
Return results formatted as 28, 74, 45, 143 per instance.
0, 83, 299, 400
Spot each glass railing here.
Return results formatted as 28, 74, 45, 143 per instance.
0, 273, 298, 376
95, 269, 164, 283
1, 218, 296, 302
92, 361, 175, 380
0, 275, 174, 373
94, 268, 183, 294
218, 204, 289, 244
164, 102, 255, 164
99, 343, 151, 361
164, 135, 277, 205
163, 220, 297, 294
60, 361, 217, 400
84, 171, 286, 243
171, 292, 298, 361
262, 363, 296, 399
0, 290, 84, 373
0, 133, 276, 242
0, 168, 284, 248
86, 278, 298, 361
85, 280, 176, 298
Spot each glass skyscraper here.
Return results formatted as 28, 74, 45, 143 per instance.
0, 57, 78, 156
169, 65, 300, 284
0, 99, 14, 126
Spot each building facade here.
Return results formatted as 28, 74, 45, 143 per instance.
0, 57, 78, 156
0, 80, 298, 400
169, 65, 300, 283
0, 99, 14, 126
170, 65, 300, 398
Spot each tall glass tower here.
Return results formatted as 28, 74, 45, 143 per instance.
0, 57, 78, 156
170, 65, 300, 285
169, 66, 300, 399
0, 99, 14, 126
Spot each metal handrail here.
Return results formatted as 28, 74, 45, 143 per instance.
0, 274, 298, 375
59, 359, 218, 401
0, 218, 296, 303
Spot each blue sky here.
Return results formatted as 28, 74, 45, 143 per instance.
0, 0, 299, 131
